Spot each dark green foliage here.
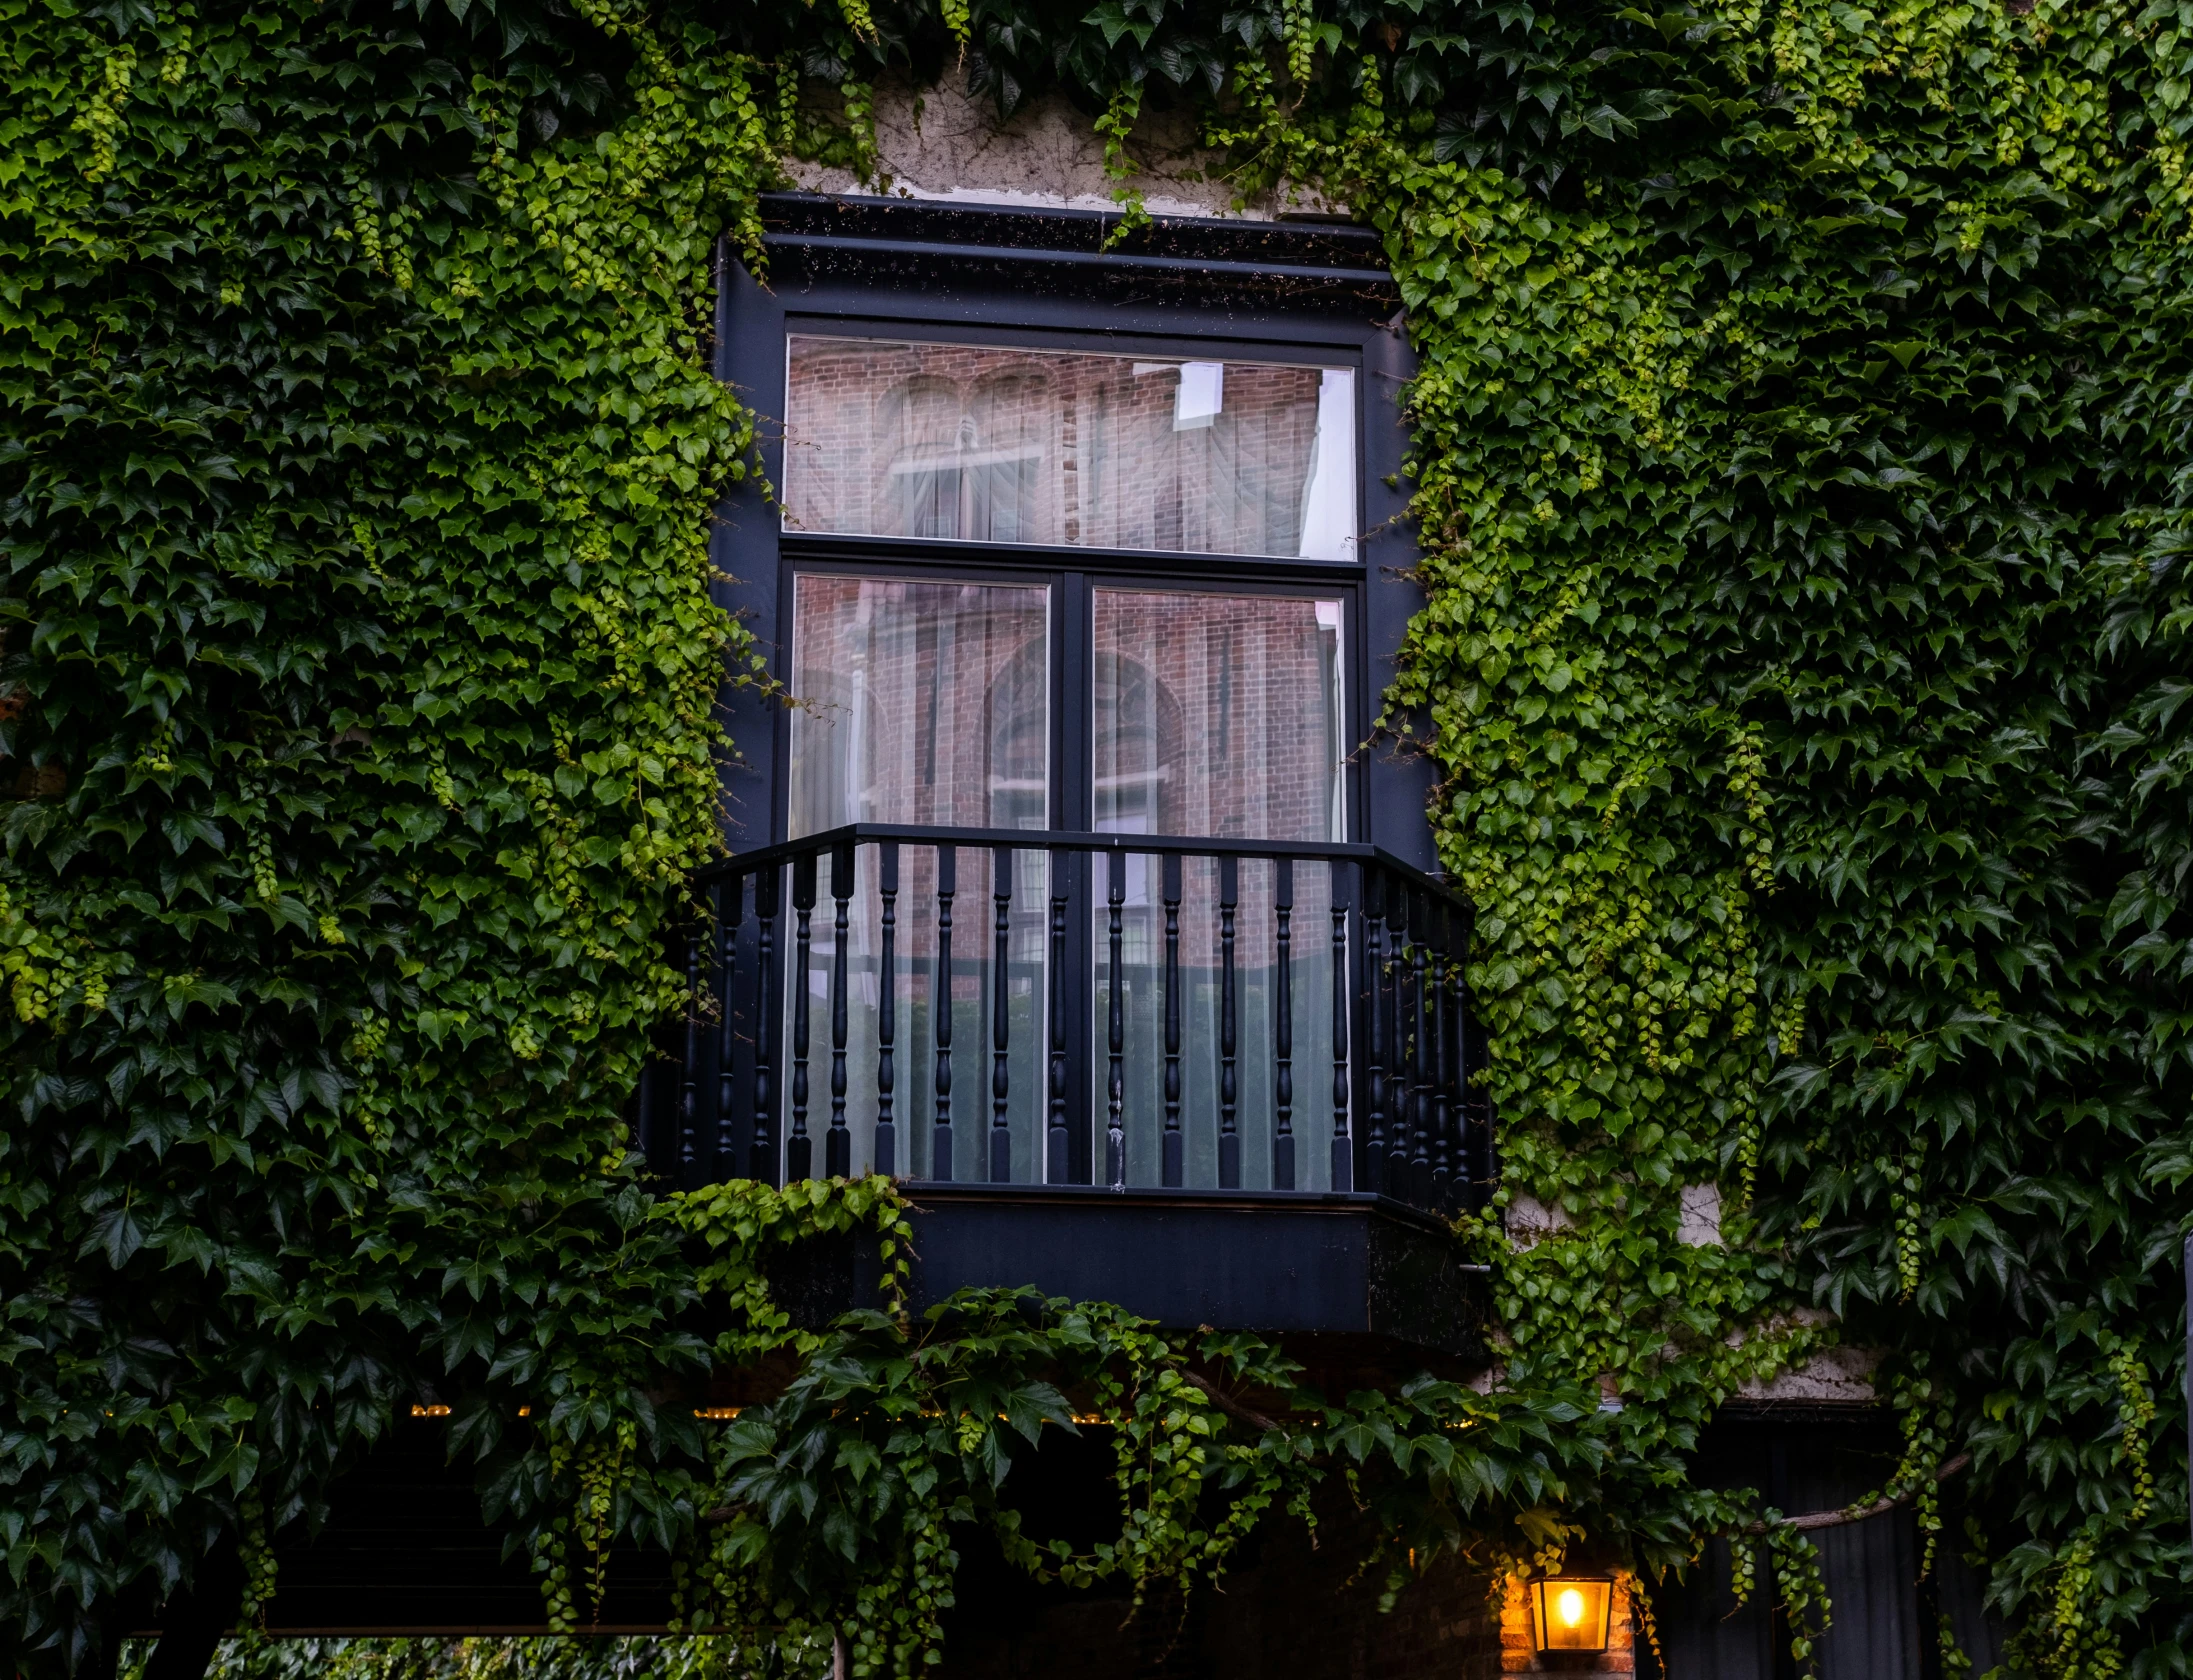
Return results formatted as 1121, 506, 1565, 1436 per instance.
0, 0, 767, 1669
681, 1289, 1602, 1672
1324, 0, 2193, 1670
178, 1635, 735, 1680
11, 0, 2193, 1675
1722, 103, 2193, 1680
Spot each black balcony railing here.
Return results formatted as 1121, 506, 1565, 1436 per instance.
639, 824, 1495, 1218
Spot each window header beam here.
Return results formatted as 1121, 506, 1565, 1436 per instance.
758, 192, 1399, 305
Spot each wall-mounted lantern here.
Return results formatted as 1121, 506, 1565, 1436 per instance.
1529, 1575, 1615, 1654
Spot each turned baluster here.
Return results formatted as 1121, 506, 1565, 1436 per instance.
715, 873, 742, 1177
874, 842, 898, 1178
1106, 848, 1126, 1191
1330, 863, 1352, 1192
1218, 853, 1240, 1190
1363, 869, 1387, 1196
931, 843, 956, 1181
1429, 904, 1454, 1214
750, 865, 780, 1185
1161, 851, 1184, 1189
787, 852, 816, 1182
1272, 856, 1294, 1192
826, 842, 854, 1179
990, 845, 1013, 1184
1047, 849, 1070, 1185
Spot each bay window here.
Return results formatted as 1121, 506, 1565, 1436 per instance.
648, 194, 1484, 1216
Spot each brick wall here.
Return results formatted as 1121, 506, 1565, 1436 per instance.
1497, 1572, 1641, 1677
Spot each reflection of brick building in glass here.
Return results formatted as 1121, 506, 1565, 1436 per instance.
788, 577, 1344, 854
785, 337, 1341, 558
787, 577, 1050, 1184
788, 576, 1049, 839
1095, 589, 1343, 849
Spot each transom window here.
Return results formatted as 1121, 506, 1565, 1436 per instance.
783, 335, 1359, 562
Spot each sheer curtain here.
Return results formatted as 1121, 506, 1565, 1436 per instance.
1091, 590, 1348, 1189
786, 577, 1052, 1181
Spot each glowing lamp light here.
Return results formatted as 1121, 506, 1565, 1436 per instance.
1529, 1575, 1615, 1654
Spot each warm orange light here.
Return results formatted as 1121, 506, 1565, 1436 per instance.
1529, 1576, 1614, 1653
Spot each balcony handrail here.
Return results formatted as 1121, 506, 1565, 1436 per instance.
655, 820, 1494, 1218
694, 822, 1471, 921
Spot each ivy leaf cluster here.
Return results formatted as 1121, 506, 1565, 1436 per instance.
2, 0, 773, 1669
1201, 0, 2193, 1669
677, 1286, 1606, 1679
11, 0, 2193, 1675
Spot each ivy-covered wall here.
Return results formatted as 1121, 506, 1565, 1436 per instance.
6, 0, 2193, 1677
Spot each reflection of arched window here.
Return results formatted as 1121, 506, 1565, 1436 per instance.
877, 376, 966, 538
987, 636, 1050, 831
873, 369, 1053, 542
1093, 652, 1185, 837
970, 371, 1051, 544
789, 576, 1051, 838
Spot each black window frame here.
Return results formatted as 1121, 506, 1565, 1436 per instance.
661, 193, 1456, 1192
712, 193, 1438, 873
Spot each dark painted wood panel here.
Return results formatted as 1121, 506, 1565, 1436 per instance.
885, 1187, 1488, 1357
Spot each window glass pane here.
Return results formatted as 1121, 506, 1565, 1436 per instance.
1088, 590, 1347, 1190
785, 578, 1052, 1183
1092, 590, 1346, 844
788, 575, 1051, 835
785, 337, 1357, 561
